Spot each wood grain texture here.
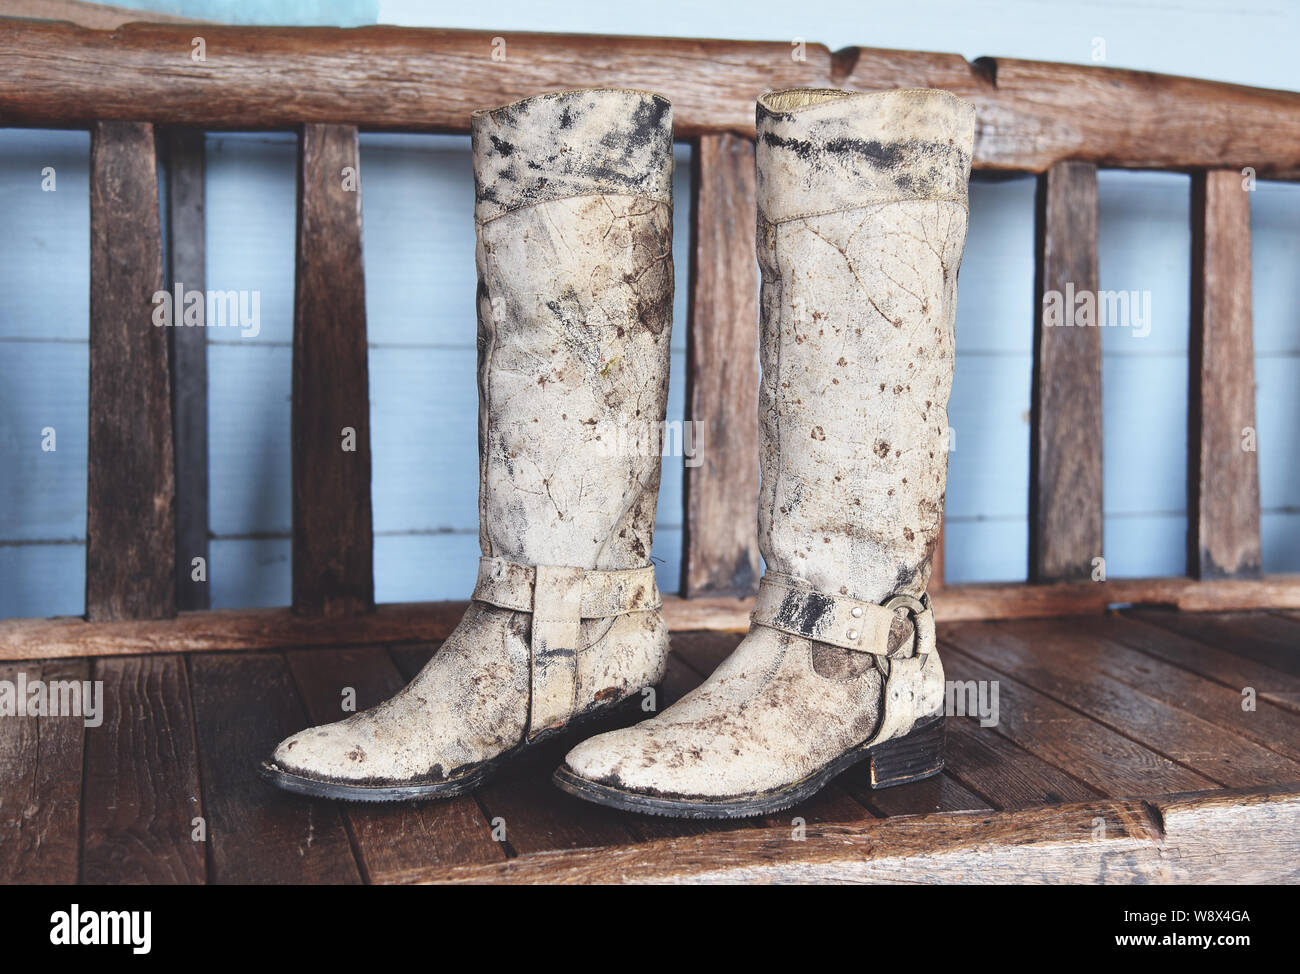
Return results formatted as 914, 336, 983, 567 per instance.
165, 128, 210, 612
292, 123, 373, 616
943, 619, 1300, 788
1131, 610, 1300, 680
402, 784, 1300, 884
682, 134, 760, 598
285, 645, 505, 880
835, 46, 1300, 178
5, 581, 1300, 660
1189, 169, 1262, 579
0, 659, 88, 884
5, 23, 1300, 177
940, 642, 1213, 796
0, 23, 826, 139
1111, 613, 1300, 715
81, 654, 205, 883
1030, 161, 1102, 584
189, 653, 362, 883
86, 120, 176, 621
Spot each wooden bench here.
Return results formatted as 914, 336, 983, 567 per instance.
1, 18, 1297, 883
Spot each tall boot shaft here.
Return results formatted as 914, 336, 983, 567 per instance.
755, 88, 974, 603
472, 90, 675, 571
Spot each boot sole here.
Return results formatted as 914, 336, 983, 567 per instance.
551, 714, 945, 819
258, 686, 660, 803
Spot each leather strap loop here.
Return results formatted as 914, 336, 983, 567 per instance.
471, 556, 661, 618
751, 572, 934, 656
470, 557, 661, 739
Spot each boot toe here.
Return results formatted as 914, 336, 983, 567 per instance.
269, 719, 384, 784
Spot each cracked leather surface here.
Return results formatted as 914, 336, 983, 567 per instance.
565, 88, 973, 800
269, 90, 674, 787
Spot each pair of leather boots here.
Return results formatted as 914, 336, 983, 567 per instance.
260, 86, 975, 819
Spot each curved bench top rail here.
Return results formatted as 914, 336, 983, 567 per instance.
1, 20, 1299, 178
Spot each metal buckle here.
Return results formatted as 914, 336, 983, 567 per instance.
881, 593, 929, 657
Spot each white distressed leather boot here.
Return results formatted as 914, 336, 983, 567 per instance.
262, 89, 676, 801
556, 88, 974, 818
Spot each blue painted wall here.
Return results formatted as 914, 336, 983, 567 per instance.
1, 1, 1296, 616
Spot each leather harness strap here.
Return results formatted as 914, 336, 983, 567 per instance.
471, 556, 661, 739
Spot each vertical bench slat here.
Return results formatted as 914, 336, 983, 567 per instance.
86, 121, 176, 621
1188, 169, 1262, 578
165, 128, 210, 611
292, 123, 374, 616
682, 134, 761, 598
1030, 161, 1104, 583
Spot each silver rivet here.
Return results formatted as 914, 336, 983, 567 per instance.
847, 629, 859, 640
850, 606, 863, 618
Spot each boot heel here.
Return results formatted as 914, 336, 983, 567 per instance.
868, 716, 945, 789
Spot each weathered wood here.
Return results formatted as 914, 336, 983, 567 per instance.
1063, 615, 1300, 759
0, 659, 88, 884
835, 46, 1300, 178
86, 120, 176, 621
1030, 161, 1102, 584
943, 620, 1300, 788
1189, 169, 1262, 579
5, 578, 1300, 660
82, 654, 206, 884
942, 716, 1102, 809
1112, 613, 1300, 715
682, 134, 760, 598
189, 653, 362, 883
285, 645, 505, 879
6, 23, 1300, 177
1131, 610, 1300, 679
292, 123, 373, 616
164, 127, 210, 611
399, 784, 1300, 884
940, 644, 1213, 795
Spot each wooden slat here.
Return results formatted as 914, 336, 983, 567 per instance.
165, 128, 210, 611
1111, 613, 1300, 715
940, 644, 1213, 795
1129, 610, 1300, 679
6, 576, 1300, 659
1064, 615, 1300, 758
0, 659, 88, 884
81, 654, 206, 883
943, 620, 1300, 788
1189, 169, 1262, 578
292, 123, 374, 616
401, 784, 1300, 884
189, 653, 362, 883
942, 717, 1101, 809
6, 23, 1300, 177
284, 645, 505, 880
1029, 160, 1102, 584
86, 120, 176, 621
682, 133, 760, 598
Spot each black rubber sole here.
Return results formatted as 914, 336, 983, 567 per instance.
552, 715, 946, 820
259, 686, 660, 803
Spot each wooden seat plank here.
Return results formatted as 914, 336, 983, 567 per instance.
942, 622, 1300, 789
1130, 610, 1300, 678
0, 660, 88, 884
189, 653, 362, 883
940, 644, 1213, 795
82, 655, 205, 884
1059, 615, 1300, 761
285, 646, 505, 880
1109, 613, 1300, 715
